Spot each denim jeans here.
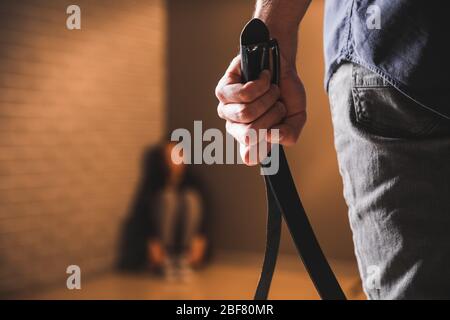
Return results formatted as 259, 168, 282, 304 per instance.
328, 63, 450, 299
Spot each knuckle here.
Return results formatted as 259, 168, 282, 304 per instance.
217, 103, 224, 119
236, 104, 254, 123
254, 99, 268, 114
238, 88, 253, 103
225, 121, 233, 134
240, 78, 271, 103
215, 85, 225, 101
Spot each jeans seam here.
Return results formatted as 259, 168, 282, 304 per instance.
350, 65, 442, 139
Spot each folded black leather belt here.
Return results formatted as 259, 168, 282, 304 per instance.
240, 18, 346, 300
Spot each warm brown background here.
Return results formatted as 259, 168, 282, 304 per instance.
0, 0, 166, 296
0, 0, 355, 297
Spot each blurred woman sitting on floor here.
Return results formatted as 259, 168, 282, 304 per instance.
118, 140, 210, 280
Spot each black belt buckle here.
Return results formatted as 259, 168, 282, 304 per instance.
240, 19, 280, 86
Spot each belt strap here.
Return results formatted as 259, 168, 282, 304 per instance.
255, 148, 346, 300
240, 18, 346, 300
253, 173, 282, 299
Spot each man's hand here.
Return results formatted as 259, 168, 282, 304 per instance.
215, 0, 310, 165
215, 55, 306, 165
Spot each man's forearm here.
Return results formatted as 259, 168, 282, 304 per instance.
254, 0, 311, 66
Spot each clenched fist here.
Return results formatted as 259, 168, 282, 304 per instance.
215, 55, 306, 165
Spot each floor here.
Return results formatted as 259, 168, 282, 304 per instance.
23, 252, 365, 300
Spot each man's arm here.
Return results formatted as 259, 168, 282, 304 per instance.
216, 0, 311, 165
254, 0, 311, 66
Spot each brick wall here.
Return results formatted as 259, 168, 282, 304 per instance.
0, 0, 166, 296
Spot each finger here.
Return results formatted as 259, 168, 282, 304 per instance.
215, 56, 241, 101
239, 141, 272, 166
239, 70, 272, 102
216, 69, 271, 104
245, 101, 287, 143
217, 85, 280, 123
226, 101, 287, 146
225, 55, 242, 78
217, 102, 225, 119
266, 111, 307, 146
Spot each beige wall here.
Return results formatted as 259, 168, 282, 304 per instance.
0, 0, 166, 296
167, 0, 354, 259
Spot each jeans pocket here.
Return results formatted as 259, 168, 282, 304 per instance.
351, 65, 441, 139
